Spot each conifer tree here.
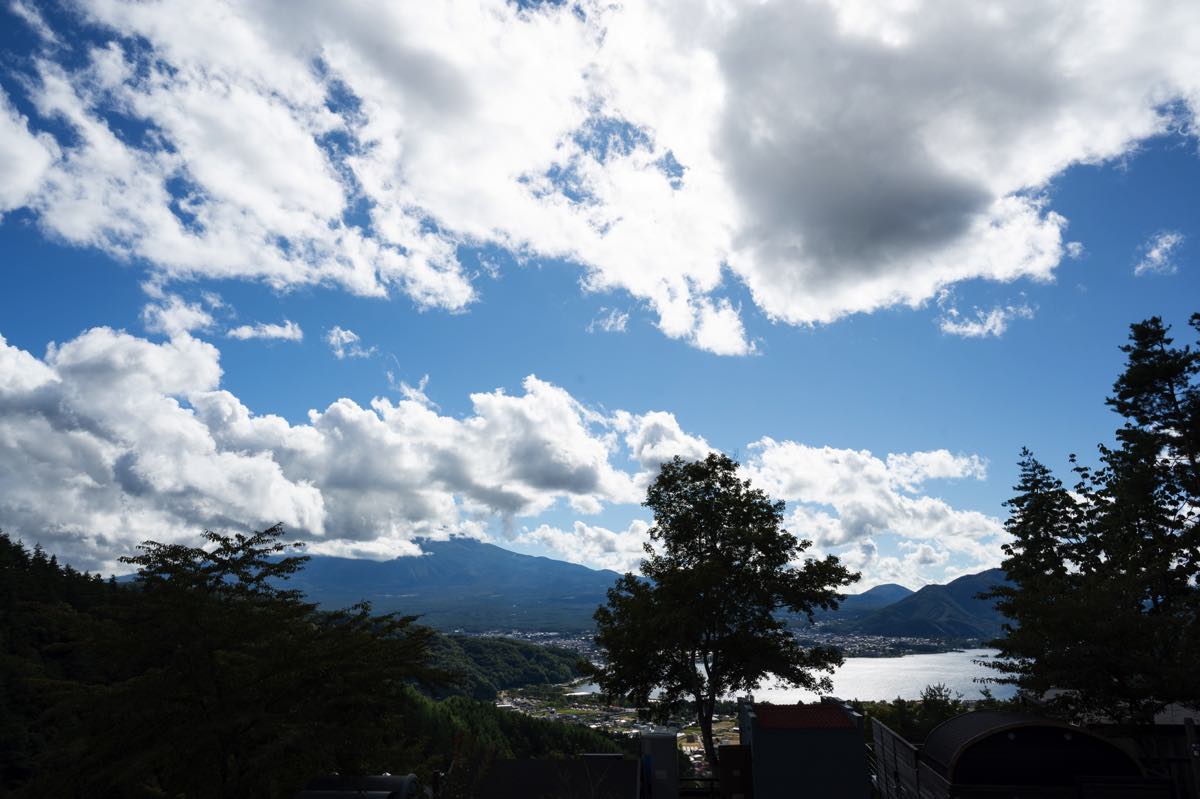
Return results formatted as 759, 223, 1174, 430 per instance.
987, 314, 1200, 722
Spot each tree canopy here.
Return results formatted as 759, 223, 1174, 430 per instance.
591, 452, 859, 769
0, 525, 626, 797
985, 313, 1200, 722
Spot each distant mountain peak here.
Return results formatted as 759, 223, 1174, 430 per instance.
289, 538, 620, 632
844, 568, 1011, 639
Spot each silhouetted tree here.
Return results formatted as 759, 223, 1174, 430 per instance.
981, 451, 1092, 711
0, 526, 632, 797
986, 314, 1200, 722
591, 453, 858, 769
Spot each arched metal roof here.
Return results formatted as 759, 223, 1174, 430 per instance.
921, 712, 1143, 785
922, 712, 1048, 769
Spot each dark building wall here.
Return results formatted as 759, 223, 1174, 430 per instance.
751, 725, 870, 799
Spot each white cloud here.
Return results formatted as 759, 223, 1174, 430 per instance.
0, 329, 646, 571
612, 409, 711, 473
393, 373, 435, 408
939, 303, 1034, 338
693, 298, 755, 356
1134, 230, 1185, 276
839, 537, 963, 589
0, 329, 325, 572
0, 88, 56, 213
1, 1, 1196, 353
141, 294, 214, 337
9, 0, 61, 46
587, 307, 629, 334
325, 326, 374, 359
227, 320, 303, 342
516, 520, 651, 574
745, 439, 1004, 565
886, 450, 988, 492
0, 327, 1003, 583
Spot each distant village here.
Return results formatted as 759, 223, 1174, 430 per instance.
463, 627, 973, 660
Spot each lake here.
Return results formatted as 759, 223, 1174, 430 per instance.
570, 648, 1015, 702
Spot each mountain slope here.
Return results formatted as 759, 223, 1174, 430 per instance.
280, 539, 1004, 637
838, 583, 915, 613
845, 568, 1010, 638
288, 537, 622, 632
805, 582, 916, 624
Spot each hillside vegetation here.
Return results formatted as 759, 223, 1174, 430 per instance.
0, 529, 623, 798
844, 569, 1010, 639
428, 634, 582, 700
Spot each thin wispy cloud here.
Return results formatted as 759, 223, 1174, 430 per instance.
326, 326, 375, 359
1134, 231, 1184, 276
227, 320, 303, 342
587, 307, 629, 334
939, 303, 1034, 339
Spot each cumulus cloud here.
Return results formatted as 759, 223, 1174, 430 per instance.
612, 409, 711, 473
939, 302, 1035, 338
0, 328, 650, 571
227, 320, 303, 342
1134, 230, 1185, 276
516, 520, 651, 574
745, 440, 1004, 565
0, 329, 324, 572
839, 537, 961, 589
326, 326, 374, 359
1, 2, 1197, 352
141, 294, 214, 337
0, 327, 1002, 582
885, 450, 988, 492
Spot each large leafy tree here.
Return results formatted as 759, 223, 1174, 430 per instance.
986, 314, 1200, 722
591, 453, 858, 769
24, 525, 443, 797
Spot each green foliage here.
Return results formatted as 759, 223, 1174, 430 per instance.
379, 691, 633, 798
986, 313, 1200, 723
0, 526, 628, 797
427, 634, 583, 700
856, 683, 1013, 743
591, 452, 859, 769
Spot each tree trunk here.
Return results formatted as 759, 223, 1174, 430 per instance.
696, 695, 719, 773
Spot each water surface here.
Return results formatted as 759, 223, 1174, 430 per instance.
571, 648, 1014, 702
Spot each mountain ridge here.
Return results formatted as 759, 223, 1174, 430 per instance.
841, 568, 1010, 639
288, 537, 622, 632
281, 538, 1006, 637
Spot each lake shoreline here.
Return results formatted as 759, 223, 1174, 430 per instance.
567, 648, 1014, 703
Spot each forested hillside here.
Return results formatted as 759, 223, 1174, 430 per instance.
0, 529, 624, 798
428, 634, 582, 700
846, 569, 1010, 638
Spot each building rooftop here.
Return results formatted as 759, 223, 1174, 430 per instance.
752, 702, 857, 730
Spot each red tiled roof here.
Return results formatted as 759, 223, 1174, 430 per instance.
753, 703, 855, 730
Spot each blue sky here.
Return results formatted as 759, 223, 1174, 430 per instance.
1, 0, 1198, 587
